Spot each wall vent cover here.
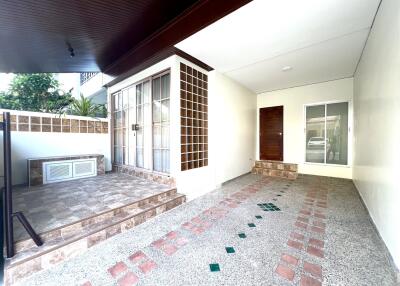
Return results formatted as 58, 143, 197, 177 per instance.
43, 158, 97, 184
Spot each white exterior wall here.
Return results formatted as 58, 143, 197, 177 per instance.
353, 0, 400, 269
0, 110, 111, 186
81, 73, 114, 98
208, 70, 257, 186
108, 56, 257, 200
257, 78, 354, 179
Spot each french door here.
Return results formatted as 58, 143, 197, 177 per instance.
112, 71, 170, 173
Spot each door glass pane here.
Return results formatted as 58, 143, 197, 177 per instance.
306, 105, 325, 163
162, 125, 169, 148
153, 125, 161, 149
153, 101, 161, 123
136, 85, 142, 105
153, 150, 161, 172
143, 81, 150, 104
122, 90, 129, 109
161, 99, 170, 122
161, 74, 170, 99
153, 78, 160, 101
162, 150, 170, 173
136, 148, 143, 168
326, 102, 348, 165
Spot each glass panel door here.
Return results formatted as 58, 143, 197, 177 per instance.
153, 73, 170, 173
135, 80, 151, 169
305, 105, 326, 163
326, 102, 348, 165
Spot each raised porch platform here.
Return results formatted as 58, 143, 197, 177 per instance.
5, 173, 185, 285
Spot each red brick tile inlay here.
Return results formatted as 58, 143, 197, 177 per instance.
290, 231, 305, 241
297, 216, 309, 223
176, 237, 189, 246
307, 246, 324, 258
300, 275, 322, 286
300, 210, 311, 216
314, 213, 326, 219
287, 239, 303, 250
162, 244, 178, 255
118, 272, 139, 286
108, 262, 128, 278
275, 264, 295, 281
310, 226, 325, 234
138, 260, 157, 274
309, 238, 324, 249
166, 231, 178, 240
129, 251, 146, 263
313, 220, 326, 228
281, 254, 299, 266
151, 238, 165, 249
303, 261, 322, 278
295, 221, 308, 229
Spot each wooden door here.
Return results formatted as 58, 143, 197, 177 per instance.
259, 106, 283, 161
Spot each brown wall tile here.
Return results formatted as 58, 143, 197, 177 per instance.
42, 125, 51, 132
18, 115, 29, 123
42, 117, 51, 124
30, 116, 40, 124
31, 124, 41, 132
52, 118, 61, 125
18, 124, 29, 131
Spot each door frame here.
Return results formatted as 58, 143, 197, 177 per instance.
259, 105, 284, 161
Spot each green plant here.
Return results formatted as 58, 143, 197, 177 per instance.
0, 73, 73, 113
68, 94, 106, 117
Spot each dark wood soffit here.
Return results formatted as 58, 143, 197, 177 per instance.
103, 0, 252, 77
105, 47, 213, 87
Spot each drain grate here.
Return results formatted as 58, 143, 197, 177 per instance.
257, 203, 281, 211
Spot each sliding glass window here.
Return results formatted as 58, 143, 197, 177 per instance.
305, 102, 349, 165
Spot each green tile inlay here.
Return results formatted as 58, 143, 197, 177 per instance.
238, 233, 246, 238
209, 263, 220, 272
255, 215, 262, 219
225, 247, 235, 254
258, 202, 281, 212
248, 223, 256, 227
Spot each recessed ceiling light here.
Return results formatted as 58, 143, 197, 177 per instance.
282, 66, 292, 72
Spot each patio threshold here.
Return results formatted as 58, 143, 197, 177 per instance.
5, 173, 186, 285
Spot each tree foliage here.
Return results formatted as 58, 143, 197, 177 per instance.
67, 94, 107, 118
0, 73, 73, 113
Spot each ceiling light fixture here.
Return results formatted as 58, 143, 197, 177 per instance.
282, 66, 292, 72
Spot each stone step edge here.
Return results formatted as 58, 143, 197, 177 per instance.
254, 161, 298, 172
252, 168, 298, 180
13, 187, 178, 252
6, 193, 186, 270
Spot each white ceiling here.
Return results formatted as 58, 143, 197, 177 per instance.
176, 0, 381, 93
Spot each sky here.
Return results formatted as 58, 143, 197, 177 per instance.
0, 73, 81, 98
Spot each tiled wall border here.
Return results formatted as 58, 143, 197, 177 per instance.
0, 113, 108, 134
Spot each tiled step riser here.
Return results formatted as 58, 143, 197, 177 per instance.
252, 168, 297, 179
252, 160, 298, 180
14, 188, 178, 252
5, 195, 186, 286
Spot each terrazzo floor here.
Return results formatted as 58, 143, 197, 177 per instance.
16, 174, 399, 286
12, 173, 171, 241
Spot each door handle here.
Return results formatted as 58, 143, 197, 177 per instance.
278, 132, 282, 136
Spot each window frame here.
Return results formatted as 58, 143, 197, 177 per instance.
303, 100, 352, 167
111, 69, 171, 174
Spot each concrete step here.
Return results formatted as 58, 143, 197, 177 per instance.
252, 160, 298, 179
4, 190, 186, 285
